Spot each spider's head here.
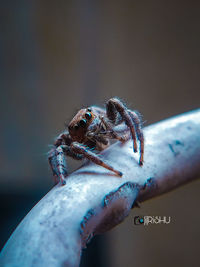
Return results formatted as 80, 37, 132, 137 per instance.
68, 108, 94, 141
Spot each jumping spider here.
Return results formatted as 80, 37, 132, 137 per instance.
48, 98, 144, 185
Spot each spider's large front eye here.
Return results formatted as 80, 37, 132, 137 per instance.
79, 119, 87, 127
85, 112, 92, 120
74, 125, 79, 130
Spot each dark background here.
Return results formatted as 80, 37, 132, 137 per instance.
1, 1, 200, 266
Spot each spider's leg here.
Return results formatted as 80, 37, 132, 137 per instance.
48, 144, 83, 185
100, 116, 128, 142
89, 106, 106, 116
71, 142, 123, 177
54, 132, 72, 147
106, 98, 138, 152
128, 110, 144, 165
48, 132, 71, 185
48, 146, 68, 185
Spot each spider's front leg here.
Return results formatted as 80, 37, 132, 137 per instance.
70, 142, 123, 177
48, 145, 68, 185
106, 98, 144, 165
48, 133, 83, 185
128, 110, 144, 165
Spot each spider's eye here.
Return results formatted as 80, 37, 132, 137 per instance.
85, 112, 92, 120
74, 125, 79, 130
87, 108, 91, 112
79, 119, 87, 127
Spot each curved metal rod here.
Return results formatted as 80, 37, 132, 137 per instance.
1, 109, 200, 267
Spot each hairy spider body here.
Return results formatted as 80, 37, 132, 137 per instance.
48, 98, 144, 185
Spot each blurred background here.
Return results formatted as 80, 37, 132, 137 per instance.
1, 0, 200, 266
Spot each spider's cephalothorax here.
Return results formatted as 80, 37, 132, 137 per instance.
48, 98, 144, 185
